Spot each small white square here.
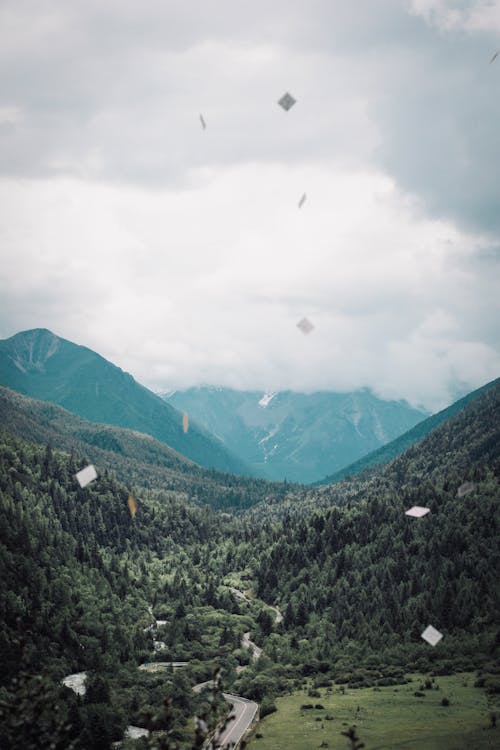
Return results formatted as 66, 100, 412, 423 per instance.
421, 625, 443, 646
297, 317, 314, 334
76, 464, 97, 488
457, 481, 474, 498
298, 193, 307, 208
278, 92, 296, 111
405, 506, 430, 518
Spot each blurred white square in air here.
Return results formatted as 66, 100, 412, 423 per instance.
76, 464, 97, 488
278, 92, 296, 111
421, 625, 443, 646
405, 506, 430, 517
457, 482, 475, 498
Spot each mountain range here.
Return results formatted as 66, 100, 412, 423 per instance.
1, 328, 495, 487
164, 386, 428, 483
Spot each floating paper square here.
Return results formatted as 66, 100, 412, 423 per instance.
76, 464, 97, 488
405, 506, 430, 518
278, 92, 296, 111
183, 412, 189, 433
457, 481, 474, 498
421, 625, 443, 646
199, 113, 206, 129
298, 193, 307, 208
128, 495, 137, 517
297, 317, 314, 334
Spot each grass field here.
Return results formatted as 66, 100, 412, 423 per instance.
249, 673, 499, 750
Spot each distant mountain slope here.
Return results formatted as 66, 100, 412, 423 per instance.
0, 385, 288, 509
315, 376, 500, 486
0, 329, 249, 476
164, 386, 428, 483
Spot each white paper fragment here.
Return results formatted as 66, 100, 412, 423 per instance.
421, 625, 443, 647
298, 193, 307, 208
405, 505, 430, 518
126, 727, 149, 740
297, 317, 314, 334
76, 464, 97, 488
199, 113, 206, 129
457, 481, 475, 498
278, 92, 296, 111
62, 672, 87, 696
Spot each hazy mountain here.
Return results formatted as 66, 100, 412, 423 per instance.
314, 376, 500, 486
0, 329, 249, 476
164, 386, 429, 483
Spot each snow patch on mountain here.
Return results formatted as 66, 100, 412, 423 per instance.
258, 392, 276, 408
258, 426, 279, 446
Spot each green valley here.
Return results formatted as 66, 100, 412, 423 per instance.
0, 377, 499, 748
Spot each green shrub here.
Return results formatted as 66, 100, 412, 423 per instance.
260, 699, 277, 719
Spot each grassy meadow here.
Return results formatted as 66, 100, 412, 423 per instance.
249, 673, 498, 750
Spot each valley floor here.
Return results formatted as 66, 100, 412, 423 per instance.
249, 673, 499, 750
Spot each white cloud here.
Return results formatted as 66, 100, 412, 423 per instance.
0, 1, 498, 412
1, 168, 498, 410
409, 0, 500, 32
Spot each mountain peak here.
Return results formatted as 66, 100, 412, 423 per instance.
5, 328, 61, 374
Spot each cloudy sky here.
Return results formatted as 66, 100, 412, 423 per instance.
0, 0, 499, 410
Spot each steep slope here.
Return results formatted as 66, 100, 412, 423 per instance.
165, 387, 428, 483
0, 385, 288, 509
0, 329, 249, 476
0, 431, 239, 747
315, 376, 500, 486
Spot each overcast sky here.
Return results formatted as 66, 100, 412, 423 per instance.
0, 0, 499, 410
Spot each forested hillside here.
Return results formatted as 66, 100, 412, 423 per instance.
0, 379, 498, 748
0, 385, 291, 509
0, 432, 256, 748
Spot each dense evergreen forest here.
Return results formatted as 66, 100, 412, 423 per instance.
0, 381, 499, 748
